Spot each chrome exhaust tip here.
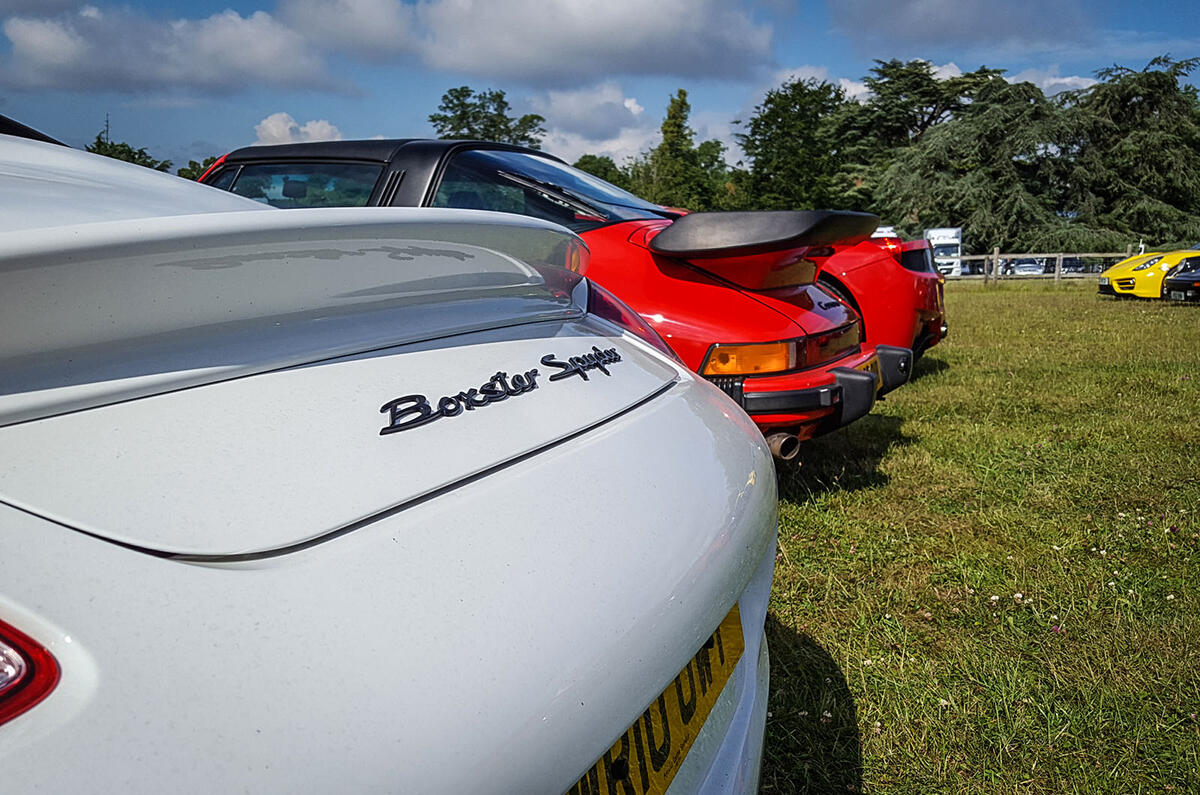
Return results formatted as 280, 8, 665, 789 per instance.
765, 432, 801, 461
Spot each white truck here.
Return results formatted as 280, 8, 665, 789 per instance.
925, 227, 963, 276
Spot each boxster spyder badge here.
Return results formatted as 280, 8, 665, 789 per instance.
379, 347, 622, 435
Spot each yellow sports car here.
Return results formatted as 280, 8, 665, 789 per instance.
1098, 249, 1199, 298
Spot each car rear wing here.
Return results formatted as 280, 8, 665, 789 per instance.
647, 210, 878, 290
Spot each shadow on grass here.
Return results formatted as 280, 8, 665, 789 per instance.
761, 614, 863, 793
778, 413, 913, 501
909, 354, 948, 383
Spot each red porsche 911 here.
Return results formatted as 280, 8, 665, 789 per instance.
200, 140, 914, 459
814, 235, 947, 358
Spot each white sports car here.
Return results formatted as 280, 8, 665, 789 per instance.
0, 134, 778, 793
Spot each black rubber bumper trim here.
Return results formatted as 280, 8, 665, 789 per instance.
1097, 284, 1116, 295
742, 384, 841, 414
829, 366, 876, 427
875, 344, 913, 396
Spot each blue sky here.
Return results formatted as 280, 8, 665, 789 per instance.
2, 0, 1197, 170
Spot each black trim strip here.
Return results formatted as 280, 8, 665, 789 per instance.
742, 384, 839, 414
0, 380, 678, 563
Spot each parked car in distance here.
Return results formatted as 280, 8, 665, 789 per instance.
1002, 257, 1045, 276
1163, 254, 1200, 302
200, 139, 915, 458
1099, 249, 1199, 298
1, 133, 780, 793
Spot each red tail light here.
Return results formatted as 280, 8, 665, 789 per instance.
874, 236, 903, 253
587, 281, 681, 363
0, 619, 60, 726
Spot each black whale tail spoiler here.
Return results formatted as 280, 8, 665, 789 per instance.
646, 210, 879, 290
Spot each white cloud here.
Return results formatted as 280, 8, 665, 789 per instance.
413, 0, 773, 85
1, 6, 336, 92
254, 112, 345, 145
930, 62, 962, 80
1007, 67, 1097, 96
2, 0, 772, 96
277, 0, 415, 59
530, 82, 646, 140
540, 126, 659, 168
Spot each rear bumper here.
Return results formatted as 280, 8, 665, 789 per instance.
706, 346, 905, 438
875, 344, 912, 395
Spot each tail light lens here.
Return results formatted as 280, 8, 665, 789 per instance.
586, 281, 681, 363
703, 342, 797, 375
0, 619, 59, 726
874, 236, 903, 255
701, 321, 861, 376
564, 238, 589, 275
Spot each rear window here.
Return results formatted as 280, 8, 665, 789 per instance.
223, 162, 383, 208
900, 246, 935, 273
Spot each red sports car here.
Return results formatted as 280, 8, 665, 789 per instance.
200, 141, 913, 459
813, 235, 947, 356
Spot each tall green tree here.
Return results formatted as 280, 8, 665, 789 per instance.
572, 154, 630, 190
1055, 56, 1200, 247
85, 132, 171, 172
874, 77, 1074, 252
627, 89, 729, 210
428, 86, 546, 148
176, 156, 219, 181
732, 77, 846, 210
829, 60, 1004, 210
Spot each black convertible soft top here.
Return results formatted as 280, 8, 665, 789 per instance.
0, 114, 65, 146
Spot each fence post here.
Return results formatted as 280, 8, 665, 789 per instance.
1126, 244, 1133, 258
992, 247, 1001, 283
1055, 252, 1064, 282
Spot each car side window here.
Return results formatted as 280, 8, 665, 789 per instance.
431, 155, 587, 230
206, 166, 239, 192
431, 159, 526, 214
226, 163, 383, 208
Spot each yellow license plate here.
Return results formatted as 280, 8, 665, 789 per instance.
856, 355, 882, 387
567, 605, 744, 794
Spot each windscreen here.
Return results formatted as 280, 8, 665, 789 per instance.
431, 149, 669, 232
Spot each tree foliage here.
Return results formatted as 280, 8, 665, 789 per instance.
85, 132, 171, 172
732, 77, 845, 210
1055, 55, 1200, 248
428, 86, 546, 148
625, 89, 730, 211
176, 155, 219, 180
572, 154, 629, 190
874, 78, 1074, 252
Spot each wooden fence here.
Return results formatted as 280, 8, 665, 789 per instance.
946, 246, 1134, 283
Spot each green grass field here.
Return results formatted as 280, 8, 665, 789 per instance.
760, 280, 1200, 793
